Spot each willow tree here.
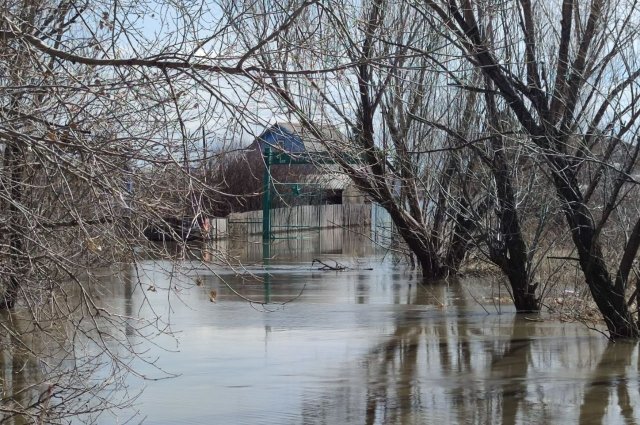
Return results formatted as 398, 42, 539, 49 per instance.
222, 0, 554, 314
421, 0, 640, 339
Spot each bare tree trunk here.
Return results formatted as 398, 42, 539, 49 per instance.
484, 87, 539, 312
491, 140, 539, 312
552, 164, 638, 338
422, 0, 640, 337
381, 200, 445, 279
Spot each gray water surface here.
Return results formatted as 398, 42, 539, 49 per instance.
3, 230, 639, 424
103, 242, 640, 425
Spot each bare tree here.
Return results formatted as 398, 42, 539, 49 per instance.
420, 0, 640, 338
226, 0, 497, 280
0, 0, 296, 420
223, 0, 564, 315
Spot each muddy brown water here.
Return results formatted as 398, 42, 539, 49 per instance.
3, 230, 640, 424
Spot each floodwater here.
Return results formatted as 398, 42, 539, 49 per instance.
3, 229, 640, 424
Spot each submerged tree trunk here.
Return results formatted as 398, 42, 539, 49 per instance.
381, 200, 446, 280
552, 166, 638, 338
483, 87, 539, 312
487, 142, 539, 312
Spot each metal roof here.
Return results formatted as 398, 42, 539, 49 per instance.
257, 122, 344, 154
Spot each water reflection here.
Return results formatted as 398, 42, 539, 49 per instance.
107, 258, 640, 424
227, 227, 380, 265
579, 341, 637, 425
0, 325, 45, 425
2, 228, 640, 424
294, 280, 640, 425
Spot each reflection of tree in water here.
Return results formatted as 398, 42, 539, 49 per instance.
0, 267, 154, 423
302, 281, 479, 424
300, 280, 640, 424
579, 341, 637, 425
484, 319, 536, 425
356, 277, 369, 305
0, 329, 44, 425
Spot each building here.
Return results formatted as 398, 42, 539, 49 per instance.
248, 123, 367, 205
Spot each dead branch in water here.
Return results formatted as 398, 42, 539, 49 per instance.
312, 259, 348, 271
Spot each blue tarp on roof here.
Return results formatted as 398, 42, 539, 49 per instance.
256, 124, 306, 153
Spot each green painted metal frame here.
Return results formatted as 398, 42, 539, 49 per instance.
261, 146, 360, 260
262, 147, 273, 260
261, 147, 333, 259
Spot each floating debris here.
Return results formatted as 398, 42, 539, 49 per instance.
312, 259, 347, 271
524, 316, 544, 322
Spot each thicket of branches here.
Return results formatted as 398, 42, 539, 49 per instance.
2, 0, 640, 421
224, 0, 640, 338
203, 148, 317, 216
0, 0, 260, 421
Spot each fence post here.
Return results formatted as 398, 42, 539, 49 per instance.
262, 147, 272, 259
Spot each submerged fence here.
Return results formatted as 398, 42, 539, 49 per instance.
227, 203, 372, 239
